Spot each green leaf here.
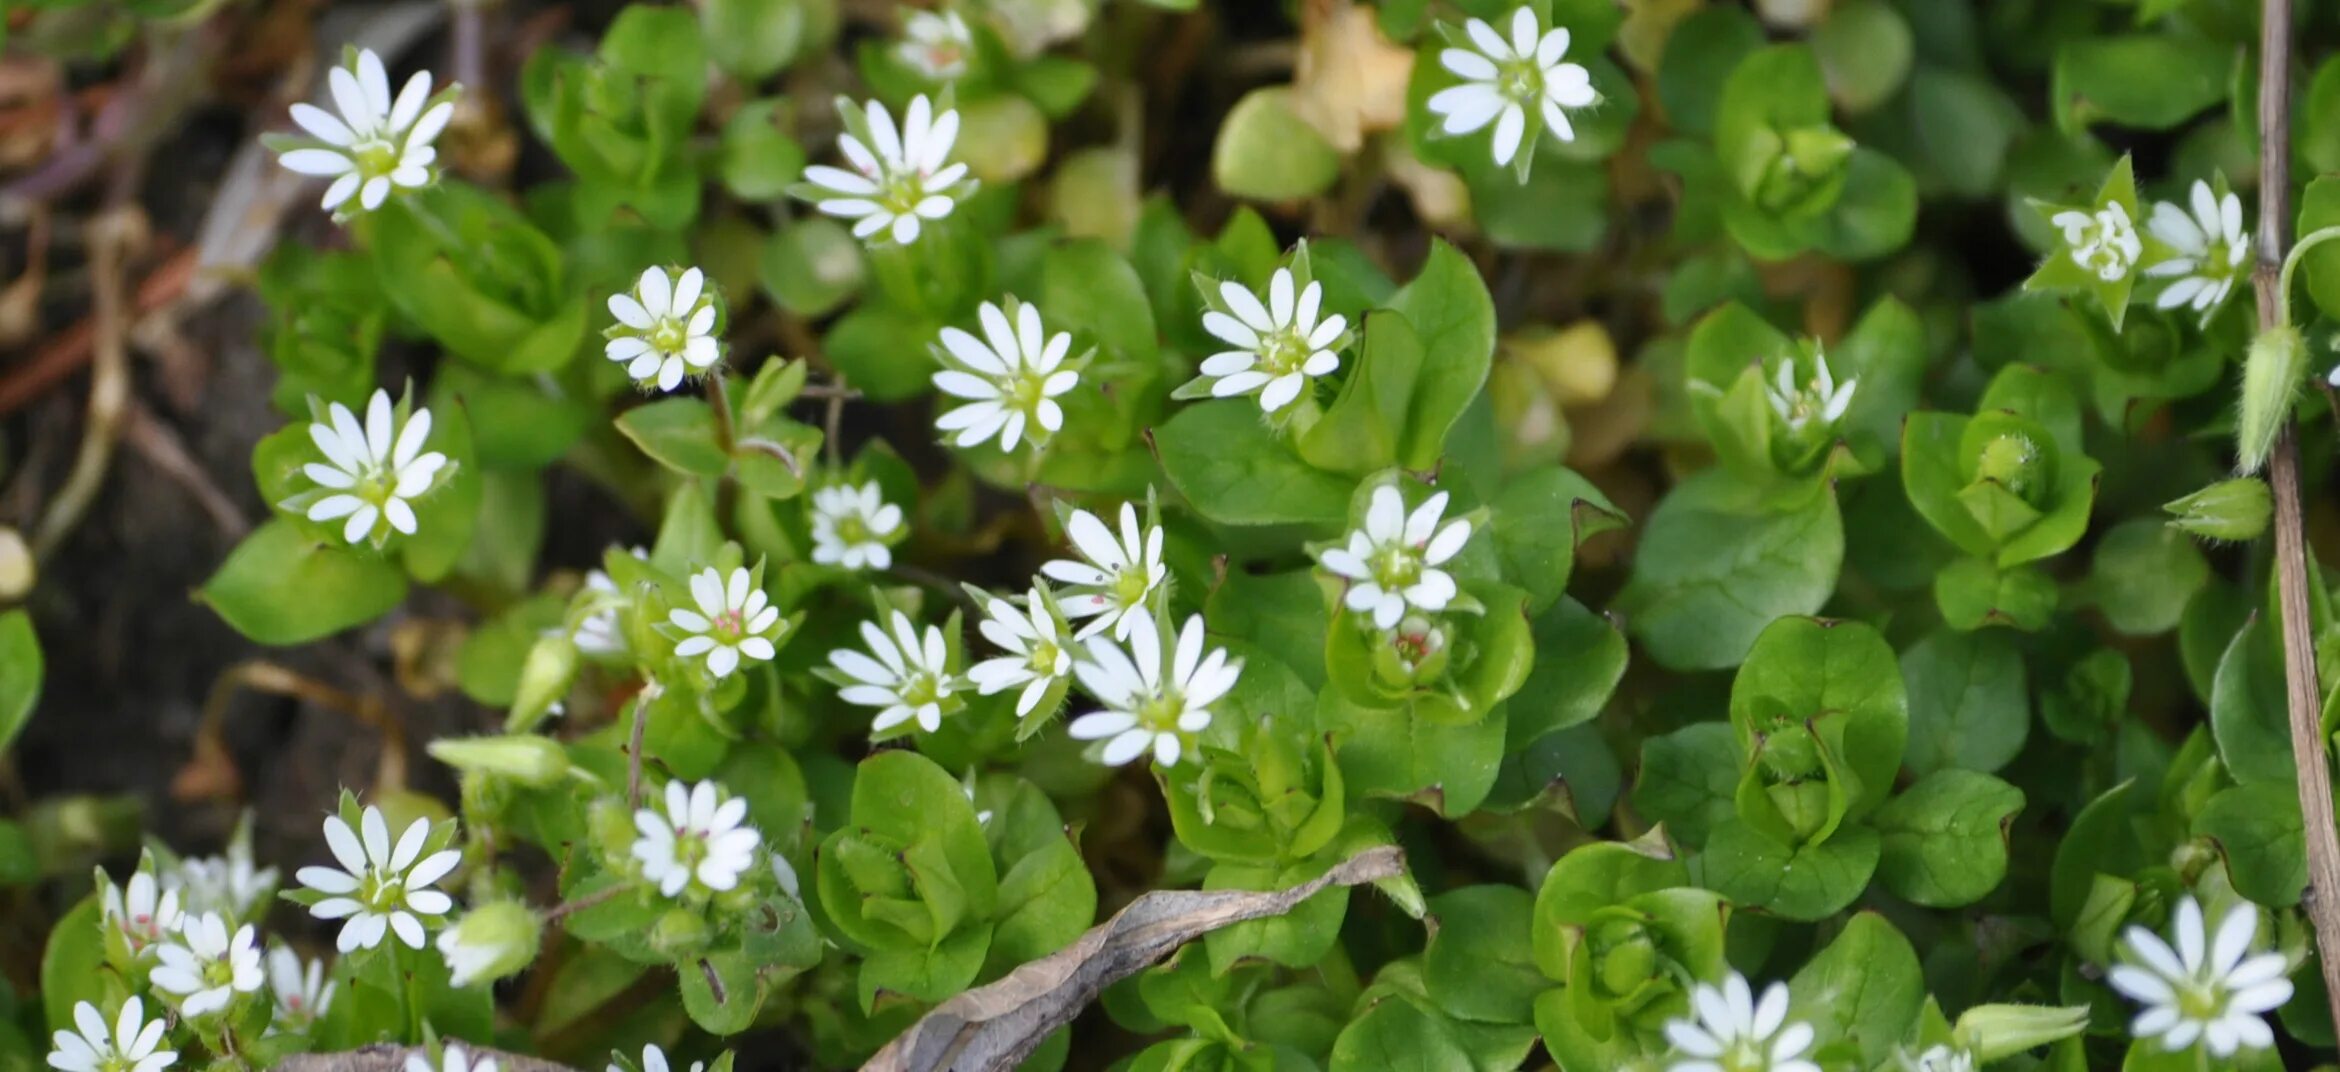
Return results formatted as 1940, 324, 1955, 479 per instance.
1212, 87, 1339, 202
0, 610, 39, 753
700, 0, 811, 79
1316, 690, 1507, 817
1900, 628, 2029, 776
1933, 556, 2057, 632
616, 398, 730, 477
1873, 770, 2024, 907
1699, 819, 1879, 921
679, 951, 768, 1035
823, 302, 944, 402
1506, 598, 1628, 747
1154, 400, 1353, 527
1422, 885, 1543, 1026
1387, 241, 1498, 469
2052, 35, 2230, 133
395, 397, 482, 584
41, 896, 110, 1036
1632, 723, 1741, 849
1731, 616, 1907, 821
1298, 311, 1423, 475
1203, 858, 1349, 973
2211, 615, 2294, 786
1489, 468, 1626, 616
1657, 5, 1765, 138
2195, 781, 2307, 908
1786, 913, 1926, 1069
202, 519, 409, 646
2086, 520, 2209, 636
1041, 239, 1158, 360
1618, 471, 1843, 671
718, 100, 806, 201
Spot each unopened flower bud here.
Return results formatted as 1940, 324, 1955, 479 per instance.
427, 735, 570, 788
507, 632, 580, 733
1971, 433, 2046, 504
0, 526, 32, 601
1956, 1003, 2090, 1061
2237, 325, 2305, 474
650, 906, 713, 958
2164, 478, 2270, 542
435, 901, 542, 988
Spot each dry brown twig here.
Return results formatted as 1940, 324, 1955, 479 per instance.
175, 660, 410, 803
2253, 0, 2340, 1026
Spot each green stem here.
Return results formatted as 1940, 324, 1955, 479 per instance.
2274, 224, 2340, 329
706, 372, 738, 454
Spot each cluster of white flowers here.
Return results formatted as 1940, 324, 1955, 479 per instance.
292, 389, 450, 547
810, 481, 907, 571
295, 804, 461, 953
666, 566, 786, 680
1197, 268, 1347, 414
2051, 201, 2143, 284
1318, 485, 1473, 630
1425, 6, 1596, 170
273, 48, 456, 215
2107, 897, 2293, 1058
150, 913, 264, 1018
932, 300, 1082, 452
2145, 179, 2249, 317
631, 779, 764, 898
800, 95, 973, 246
606, 267, 722, 392
1661, 972, 1821, 1072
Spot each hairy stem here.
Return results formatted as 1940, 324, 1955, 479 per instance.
2252, 0, 2340, 1026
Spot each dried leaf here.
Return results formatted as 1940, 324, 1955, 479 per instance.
860, 845, 1408, 1072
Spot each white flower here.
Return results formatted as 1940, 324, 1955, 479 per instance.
99, 868, 181, 960
1764, 347, 1856, 434
265, 946, 335, 1033
174, 821, 278, 921
404, 1044, 496, 1072
1068, 613, 1240, 768
1662, 973, 1821, 1072
1197, 268, 1346, 413
933, 300, 1081, 451
810, 482, 905, 571
574, 547, 649, 657
2145, 180, 2249, 316
827, 610, 961, 735
151, 913, 263, 1018
47, 998, 174, 1072
606, 266, 721, 392
274, 48, 455, 214
667, 566, 785, 679
631, 780, 763, 898
611, 1047, 703, 1072
2051, 202, 2143, 283
770, 852, 801, 901
1040, 503, 1167, 641
898, 10, 974, 81
2107, 897, 2293, 1058
295, 388, 449, 545
800, 95, 972, 246
1899, 1046, 1973, 1072
1425, 6, 1597, 168
1318, 485, 1472, 630
294, 805, 462, 953
969, 585, 1075, 718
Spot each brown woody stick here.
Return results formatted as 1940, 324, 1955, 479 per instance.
2252, 0, 2340, 1026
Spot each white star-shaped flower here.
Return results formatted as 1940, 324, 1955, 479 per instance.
150, 913, 263, 1018
799, 95, 973, 246
1067, 613, 1240, 768
898, 10, 974, 81
933, 300, 1082, 451
810, 481, 906, 571
47, 999, 175, 1072
265, 946, 335, 1034
1661, 972, 1820, 1072
2145, 180, 2249, 317
827, 610, 962, 735
99, 866, 182, 961
294, 388, 449, 546
1040, 503, 1167, 641
2051, 202, 2143, 283
173, 818, 277, 922
666, 566, 785, 680
968, 585, 1075, 718
1425, 6, 1596, 169
1318, 485, 1472, 630
1197, 268, 1345, 414
405, 1044, 495, 1072
573, 547, 649, 657
273, 48, 456, 214
2107, 897, 2294, 1058
606, 267, 721, 392
631, 780, 764, 898
294, 805, 462, 953
1899, 1045, 1973, 1072
1763, 347, 1856, 434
